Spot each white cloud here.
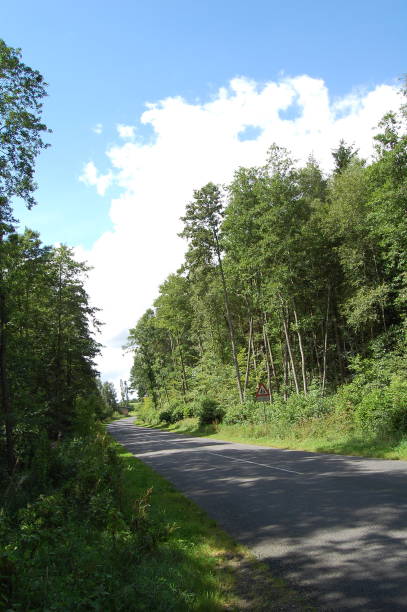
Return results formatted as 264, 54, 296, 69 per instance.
78, 75, 400, 390
117, 124, 136, 139
93, 123, 103, 134
79, 161, 113, 196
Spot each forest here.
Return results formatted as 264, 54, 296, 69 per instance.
129, 87, 407, 450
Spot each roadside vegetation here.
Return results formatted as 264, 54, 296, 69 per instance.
136, 387, 407, 462
4, 414, 300, 611
128, 84, 407, 461
135, 350, 407, 460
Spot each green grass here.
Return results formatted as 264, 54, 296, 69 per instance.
141, 416, 407, 461
113, 440, 312, 610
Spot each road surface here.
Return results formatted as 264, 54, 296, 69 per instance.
108, 418, 407, 610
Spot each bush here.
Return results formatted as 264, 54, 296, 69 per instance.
354, 376, 407, 437
159, 400, 184, 424
183, 399, 202, 418
0, 429, 171, 611
158, 409, 173, 424
198, 398, 224, 426
223, 400, 258, 424
137, 396, 160, 425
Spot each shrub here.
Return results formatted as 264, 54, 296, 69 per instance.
223, 400, 258, 424
159, 409, 174, 424
137, 396, 160, 425
0, 429, 175, 611
159, 400, 184, 424
183, 399, 202, 418
198, 398, 224, 426
354, 376, 407, 437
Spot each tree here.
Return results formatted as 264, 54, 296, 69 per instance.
0, 40, 49, 472
180, 183, 244, 403
154, 273, 196, 398
128, 309, 163, 406
332, 139, 359, 174
120, 379, 130, 411
100, 381, 119, 417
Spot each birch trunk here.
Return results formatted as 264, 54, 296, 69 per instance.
280, 303, 300, 394
251, 335, 257, 371
244, 317, 253, 395
263, 312, 277, 381
176, 335, 188, 394
293, 306, 307, 395
213, 231, 244, 403
322, 288, 330, 395
262, 323, 273, 402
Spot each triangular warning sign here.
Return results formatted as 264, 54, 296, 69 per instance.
255, 383, 270, 397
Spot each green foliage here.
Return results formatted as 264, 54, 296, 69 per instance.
198, 397, 224, 426
354, 377, 407, 436
159, 399, 184, 424
223, 400, 258, 424
99, 380, 119, 418
0, 429, 177, 610
127, 82, 407, 462
0, 232, 102, 453
136, 396, 160, 425
0, 39, 50, 211
1, 426, 248, 610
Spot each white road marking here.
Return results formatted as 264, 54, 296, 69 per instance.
208, 452, 303, 475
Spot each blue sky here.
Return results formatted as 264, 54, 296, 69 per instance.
4, 0, 406, 247
3, 0, 406, 385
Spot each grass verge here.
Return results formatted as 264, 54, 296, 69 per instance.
113, 440, 313, 610
142, 417, 407, 460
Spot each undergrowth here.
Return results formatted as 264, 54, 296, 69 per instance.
136, 361, 407, 460
0, 425, 233, 610
1, 417, 308, 610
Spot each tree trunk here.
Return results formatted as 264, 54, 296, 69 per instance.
170, 334, 185, 397
282, 340, 288, 401
292, 306, 307, 395
0, 270, 14, 474
280, 298, 300, 394
213, 232, 244, 403
332, 293, 345, 383
263, 312, 277, 383
262, 323, 273, 402
322, 288, 330, 395
251, 335, 257, 371
244, 317, 253, 395
176, 335, 188, 394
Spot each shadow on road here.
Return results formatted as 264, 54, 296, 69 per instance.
108, 420, 407, 611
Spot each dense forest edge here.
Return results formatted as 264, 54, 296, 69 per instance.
1, 40, 267, 610
128, 82, 407, 459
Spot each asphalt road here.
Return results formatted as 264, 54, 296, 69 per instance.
107, 418, 407, 610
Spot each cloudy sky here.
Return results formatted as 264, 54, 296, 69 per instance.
3, 0, 407, 390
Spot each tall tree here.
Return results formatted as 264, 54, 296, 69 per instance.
180, 183, 244, 403
0, 40, 49, 471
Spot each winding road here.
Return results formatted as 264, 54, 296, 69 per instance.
108, 418, 407, 610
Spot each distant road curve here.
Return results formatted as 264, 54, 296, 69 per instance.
108, 418, 407, 610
